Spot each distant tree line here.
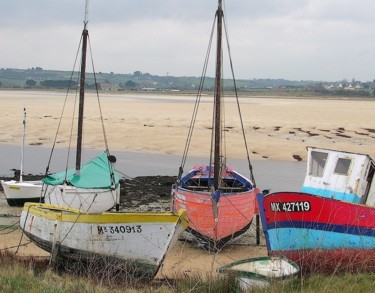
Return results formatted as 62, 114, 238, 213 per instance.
1, 67, 375, 95
40, 80, 78, 88
36, 80, 101, 90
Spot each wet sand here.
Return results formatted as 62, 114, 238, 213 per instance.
1, 90, 375, 162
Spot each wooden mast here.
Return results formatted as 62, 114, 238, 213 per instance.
213, 0, 223, 190
75, 0, 89, 176
20, 107, 26, 182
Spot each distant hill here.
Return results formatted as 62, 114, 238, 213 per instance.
0, 67, 373, 97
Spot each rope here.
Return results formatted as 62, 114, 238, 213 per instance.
41, 34, 83, 202
222, 12, 257, 187
114, 169, 134, 181
88, 37, 109, 153
0, 220, 19, 234
1, 242, 32, 252
58, 210, 84, 245
87, 35, 117, 189
41, 28, 117, 197
64, 75, 79, 181
174, 1, 260, 249
43, 33, 83, 183
176, 3, 258, 190
177, 14, 217, 180
15, 204, 33, 255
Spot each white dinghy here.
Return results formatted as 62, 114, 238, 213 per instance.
218, 256, 300, 290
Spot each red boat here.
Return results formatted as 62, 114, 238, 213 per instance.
258, 147, 375, 273
172, 165, 259, 249
171, 0, 260, 250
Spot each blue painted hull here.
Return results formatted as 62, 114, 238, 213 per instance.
258, 192, 375, 273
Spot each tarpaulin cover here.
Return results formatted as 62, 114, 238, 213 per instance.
43, 151, 119, 189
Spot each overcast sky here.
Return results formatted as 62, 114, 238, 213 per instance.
2, 0, 375, 81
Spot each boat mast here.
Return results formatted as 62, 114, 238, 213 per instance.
75, 0, 89, 176
213, 0, 223, 190
20, 107, 26, 182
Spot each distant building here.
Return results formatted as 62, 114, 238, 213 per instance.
142, 87, 156, 92
100, 82, 114, 91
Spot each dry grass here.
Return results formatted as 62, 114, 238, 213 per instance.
0, 251, 374, 293
0, 251, 172, 293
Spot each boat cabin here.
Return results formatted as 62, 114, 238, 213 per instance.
301, 147, 375, 206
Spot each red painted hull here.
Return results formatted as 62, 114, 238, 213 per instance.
262, 192, 375, 227
270, 248, 375, 274
173, 165, 259, 249
173, 187, 258, 248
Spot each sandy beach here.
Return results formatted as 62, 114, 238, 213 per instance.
1, 89, 375, 280
1, 90, 375, 162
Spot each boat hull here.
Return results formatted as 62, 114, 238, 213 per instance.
218, 256, 300, 290
1, 180, 44, 206
20, 202, 188, 281
172, 165, 259, 248
258, 192, 375, 273
43, 184, 120, 213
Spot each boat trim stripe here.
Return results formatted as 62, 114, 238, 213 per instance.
23, 203, 187, 224
266, 220, 375, 237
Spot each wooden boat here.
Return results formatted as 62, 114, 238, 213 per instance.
43, 152, 120, 213
1, 107, 43, 206
20, 202, 188, 280
171, 0, 260, 250
42, 0, 119, 213
257, 147, 375, 273
1, 179, 43, 206
20, 1, 189, 281
218, 256, 300, 289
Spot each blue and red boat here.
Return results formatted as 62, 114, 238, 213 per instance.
258, 147, 375, 273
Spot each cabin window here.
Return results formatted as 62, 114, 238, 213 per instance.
309, 151, 328, 177
334, 158, 351, 175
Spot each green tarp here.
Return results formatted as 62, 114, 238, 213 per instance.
43, 151, 119, 189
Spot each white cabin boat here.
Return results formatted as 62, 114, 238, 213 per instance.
301, 146, 375, 205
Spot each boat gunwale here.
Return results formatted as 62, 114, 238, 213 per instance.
22, 202, 188, 224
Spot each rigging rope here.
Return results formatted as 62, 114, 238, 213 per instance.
177, 3, 257, 188
41, 29, 116, 192
0, 220, 19, 234
88, 36, 116, 189
222, 13, 257, 187
178, 12, 217, 180
42, 33, 83, 188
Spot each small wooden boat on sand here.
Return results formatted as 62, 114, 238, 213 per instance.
218, 256, 300, 290
1, 179, 43, 206
1, 108, 43, 206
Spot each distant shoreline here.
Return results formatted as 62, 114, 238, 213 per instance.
1, 87, 375, 101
